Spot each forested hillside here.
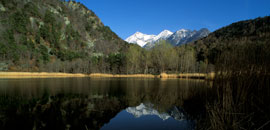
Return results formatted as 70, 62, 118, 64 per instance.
0, 0, 269, 75
191, 16, 270, 64
124, 16, 270, 74
0, 0, 128, 73
193, 17, 270, 129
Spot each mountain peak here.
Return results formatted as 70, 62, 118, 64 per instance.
159, 30, 173, 36
126, 28, 210, 48
176, 29, 189, 33
134, 31, 143, 35
168, 28, 210, 46
125, 32, 156, 47
161, 30, 173, 34
154, 30, 173, 41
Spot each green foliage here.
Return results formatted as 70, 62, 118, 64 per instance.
35, 31, 41, 44
3, 30, 15, 45
23, 2, 41, 18
151, 41, 174, 72
40, 24, 50, 39
0, 42, 8, 57
98, 26, 117, 40
91, 55, 102, 65
126, 45, 143, 73
193, 16, 270, 64
39, 45, 50, 64
21, 36, 35, 50
0, 0, 230, 74
177, 45, 197, 73
9, 10, 29, 34
44, 10, 56, 25
40, 22, 61, 49
66, 25, 81, 41
57, 50, 85, 61
1, 0, 17, 9
0, 0, 129, 72
85, 20, 94, 32
50, 24, 61, 49
2, 30, 19, 63
106, 53, 125, 73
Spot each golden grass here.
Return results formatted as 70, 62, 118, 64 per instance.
0, 72, 215, 79
90, 73, 215, 80
206, 72, 215, 80
159, 73, 214, 79
0, 72, 87, 79
88, 73, 157, 78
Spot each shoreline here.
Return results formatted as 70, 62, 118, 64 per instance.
0, 72, 87, 79
0, 72, 215, 80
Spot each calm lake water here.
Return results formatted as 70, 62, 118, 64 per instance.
0, 78, 211, 130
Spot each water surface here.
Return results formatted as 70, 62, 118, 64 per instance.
0, 78, 210, 130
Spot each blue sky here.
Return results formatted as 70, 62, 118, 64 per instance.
74, 0, 270, 39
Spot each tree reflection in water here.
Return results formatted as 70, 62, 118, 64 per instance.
0, 78, 209, 130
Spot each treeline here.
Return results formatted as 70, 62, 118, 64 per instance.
0, 40, 212, 74
0, 0, 270, 75
125, 41, 212, 74
0, 0, 211, 74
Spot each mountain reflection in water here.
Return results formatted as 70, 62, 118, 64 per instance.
126, 103, 185, 121
0, 78, 209, 130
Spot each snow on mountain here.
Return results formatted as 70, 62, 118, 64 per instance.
167, 28, 210, 46
125, 30, 173, 47
170, 29, 190, 41
126, 103, 186, 121
126, 103, 171, 120
125, 32, 156, 47
154, 30, 173, 41
125, 28, 210, 48
167, 29, 193, 45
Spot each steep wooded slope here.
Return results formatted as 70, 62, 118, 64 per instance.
0, 0, 128, 73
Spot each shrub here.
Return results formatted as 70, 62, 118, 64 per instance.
39, 45, 50, 64
9, 11, 29, 34
23, 2, 41, 18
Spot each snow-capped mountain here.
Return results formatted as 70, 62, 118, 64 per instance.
125, 30, 173, 47
153, 30, 173, 41
126, 103, 186, 121
167, 28, 210, 46
125, 32, 156, 47
167, 29, 191, 44
125, 28, 210, 48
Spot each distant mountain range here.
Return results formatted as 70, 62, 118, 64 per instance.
125, 28, 210, 48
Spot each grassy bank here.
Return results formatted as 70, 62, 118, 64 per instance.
89, 73, 158, 78
159, 73, 215, 80
0, 72, 215, 80
0, 72, 87, 78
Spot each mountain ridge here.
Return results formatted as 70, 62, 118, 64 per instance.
190, 16, 270, 64
125, 28, 210, 48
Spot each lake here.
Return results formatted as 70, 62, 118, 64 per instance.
0, 78, 210, 130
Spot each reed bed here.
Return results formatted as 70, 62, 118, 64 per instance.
0, 72, 87, 78
89, 73, 158, 78
159, 73, 214, 80
0, 72, 214, 79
